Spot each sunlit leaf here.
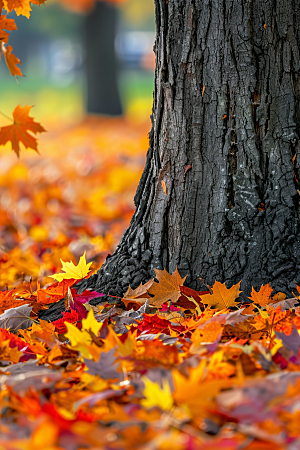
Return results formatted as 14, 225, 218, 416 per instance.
0, 105, 45, 156
49, 252, 92, 282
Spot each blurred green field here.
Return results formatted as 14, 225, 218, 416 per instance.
0, 71, 154, 127
0, 0, 154, 126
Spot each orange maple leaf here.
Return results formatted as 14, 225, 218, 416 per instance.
191, 322, 223, 346
201, 281, 242, 310
0, 105, 46, 156
0, 290, 28, 315
0, 16, 17, 44
147, 267, 187, 307
249, 284, 274, 307
1, 44, 23, 76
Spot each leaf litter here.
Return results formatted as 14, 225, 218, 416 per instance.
1, 118, 300, 449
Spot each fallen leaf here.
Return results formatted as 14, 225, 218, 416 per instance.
201, 281, 242, 310
275, 324, 300, 356
249, 284, 274, 307
0, 289, 28, 315
161, 179, 167, 195
84, 348, 122, 380
0, 304, 33, 330
173, 364, 232, 418
141, 377, 173, 411
124, 279, 153, 299
147, 267, 187, 307
191, 322, 223, 345
50, 252, 92, 282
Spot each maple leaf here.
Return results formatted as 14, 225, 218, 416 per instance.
65, 321, 94, 357
0, 16, 17, 44
52, 309, 81, 334
82, 309, 102, 336
141, 377, 173, 411
147, 267, 187, 307
173, 363, 232, 418
137, 314, 172, 335
0, 289, 28, 315
49, 252, 92, 282
0, 339, 22, 363
191, 322, 223, 345
1, 44, 23, 76
0, 105, 45, 156
201, 281, 242, 310
124, 279, 153, 299
249, 284, 274, 307
30, 0, 47, 5
3, 0, 32, 18
122, 279, 153, 307
37, 279, 77, 305
84, 348, 122, 380
0, 304, 33, 330
275, 324, 300, 356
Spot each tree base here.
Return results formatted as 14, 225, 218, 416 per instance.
76, 240, 154, 298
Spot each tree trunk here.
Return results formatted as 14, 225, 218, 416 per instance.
80, 0, 300, 298
84, 1, 123, 116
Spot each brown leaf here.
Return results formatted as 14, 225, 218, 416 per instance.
124, 279, 154, 300
147, 267, 187, 308
200, 280, 242, 310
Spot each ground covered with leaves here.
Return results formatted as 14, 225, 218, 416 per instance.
1, 118, 300, 449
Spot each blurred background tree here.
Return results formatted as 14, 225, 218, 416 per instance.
0, 0, 155, 122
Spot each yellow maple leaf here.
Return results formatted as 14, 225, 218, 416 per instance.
201, 280, 242, 310
81, 309, 102, 336
3, 0, 32, 18
147, 267, 187, 307
141, 377, 173, 411
50, 252, 92, 282
0, 339, 22, 363
65, 321, 95, 359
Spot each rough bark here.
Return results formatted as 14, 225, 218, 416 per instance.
79, 0, 300, 298
84, 1, 122, 116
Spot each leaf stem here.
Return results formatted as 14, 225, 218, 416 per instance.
0, 110, 13, 123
